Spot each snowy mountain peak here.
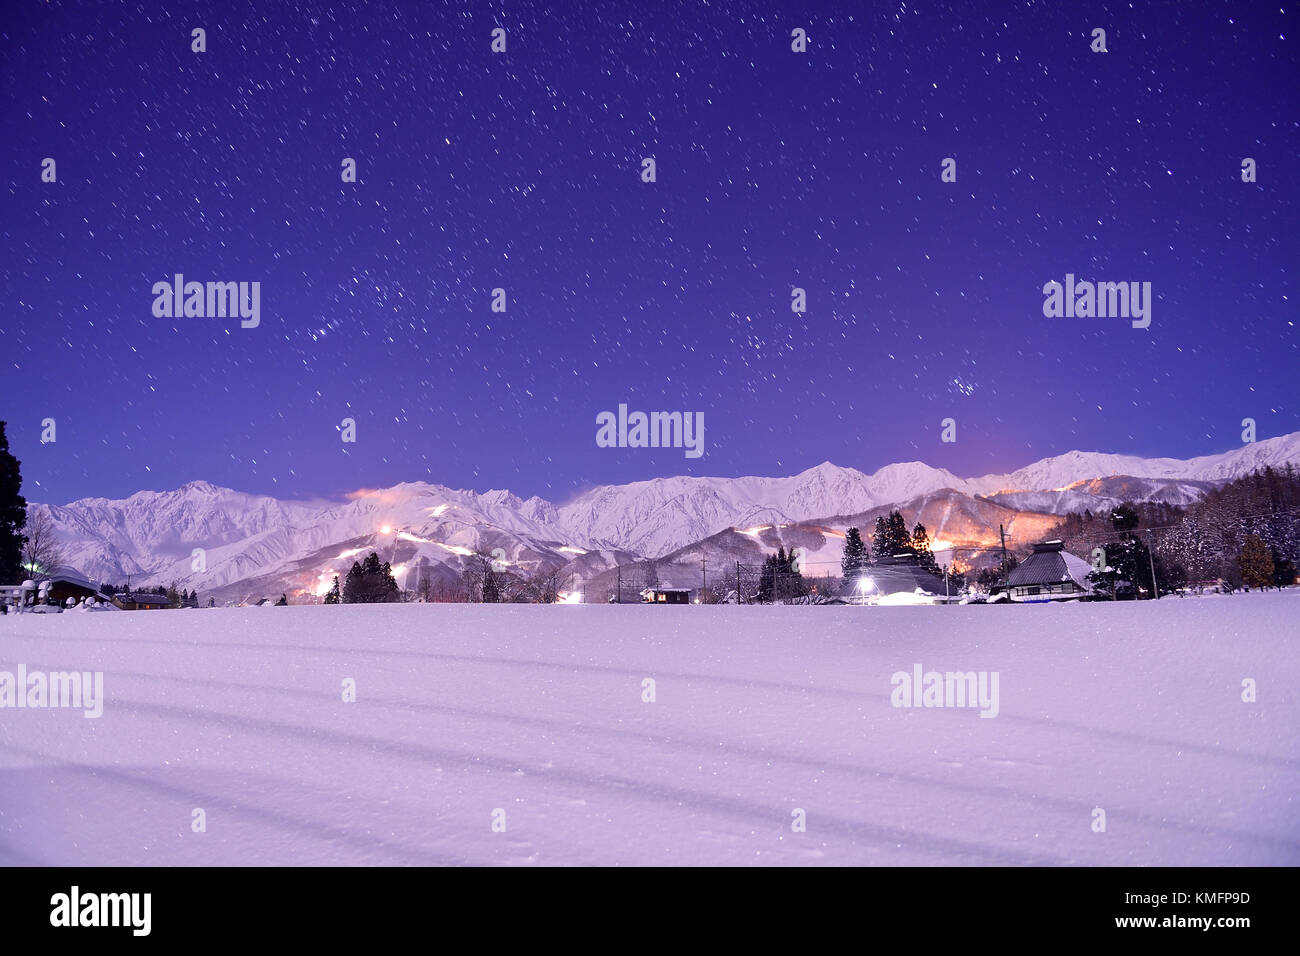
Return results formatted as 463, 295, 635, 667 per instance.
29, 431, 1300, 597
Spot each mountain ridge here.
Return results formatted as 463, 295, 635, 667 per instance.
26, 431, 1300, 601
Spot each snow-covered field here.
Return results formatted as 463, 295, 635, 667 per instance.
2, 594, 1297, 866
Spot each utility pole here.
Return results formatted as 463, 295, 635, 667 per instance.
736, 560, 742, 605
616, 565, 621, 604
701, 553, 707, 598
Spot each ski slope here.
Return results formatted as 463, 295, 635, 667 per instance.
2, 594, 1297, 866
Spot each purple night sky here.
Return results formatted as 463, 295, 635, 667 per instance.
2, 0, 1296, 505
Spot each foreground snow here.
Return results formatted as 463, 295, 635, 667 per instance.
1, 594, 1297, 866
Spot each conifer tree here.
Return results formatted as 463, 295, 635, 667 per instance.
872, 516, 891, 561
0, 421, 27, 583
842, 527, 869, 580
1239, 535, 1275, 590
912, 522, 938, 572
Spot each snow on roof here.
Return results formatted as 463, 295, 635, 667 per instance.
42, 566, 99, 590
1008, 544, 1093, 588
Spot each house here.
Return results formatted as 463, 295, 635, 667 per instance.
41, 567, 113, 607
111, 591, 172, 611
641, 587, 692, 604
1006, 541, 1093, 602
0, 569, 112, 611
851, 554, 947, 603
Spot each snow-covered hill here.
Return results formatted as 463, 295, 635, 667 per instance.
26, 431, 1300, 601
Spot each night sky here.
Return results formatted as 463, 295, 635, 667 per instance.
2, 0, 1296, 505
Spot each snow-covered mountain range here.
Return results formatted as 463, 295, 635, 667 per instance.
29, 431, 1300, 602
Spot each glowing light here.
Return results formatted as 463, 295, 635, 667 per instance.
397, 531, 433, 544
739, 525, 772, 536
379, 525, 393, 535
857, 577, 875, 594
438, 542, 476, 557
557, 546, 587, 554
556, 590, 582, 604
336, 547, 365, 560
426, 504, 450, 517
929, 539, 955, 553
312, 570, 337, 597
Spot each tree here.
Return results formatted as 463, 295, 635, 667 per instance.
0, 422, 26, 585
482, 565, 502, 603
841, 527, 869, 580
976, 554, 1019, 589
324, 576, 341, 604
1111, 503, 1140, 533
1092, 534, 1159, 599
1272, 552, 1296, 589
274, 593, 288, 606
888, 511, 911, 555
343, 553, 400, 603
20, 509, 65, 581
872, 516, 890, 561
873, 511, 913, 560
1239, 535, 1274, 590
756, 546, 807, 603
911, 522, 938, 573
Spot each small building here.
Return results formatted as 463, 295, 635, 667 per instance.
1006, 541, 1093, 602
850, 554, 947, 603
41, 567, 113, 607
641, 587, 691, 604
112, 591, 172, 611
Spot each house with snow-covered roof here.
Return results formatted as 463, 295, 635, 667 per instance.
40, 567, 113, 606
1006, 541, 1093, 602
849, 553, 948, 603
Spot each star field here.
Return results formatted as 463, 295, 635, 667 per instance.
1, 0, 1296, 503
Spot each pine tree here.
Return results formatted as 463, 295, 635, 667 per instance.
756, 552, 779, 603
872, 516, 891, 561
342, 554, 400, 603
841, 527, 869, 580
873, 511, 912, 560
324, 576, 341, 604
1239, 535, 1274, 590
0, 422, 26, 583
912, 522, 938, 572
888, 511, 911, 556
343, 561, 364, 603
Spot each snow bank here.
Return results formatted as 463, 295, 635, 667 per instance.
1, 594, 1297, 866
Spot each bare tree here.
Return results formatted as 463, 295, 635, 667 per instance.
21, 509, 65, 582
